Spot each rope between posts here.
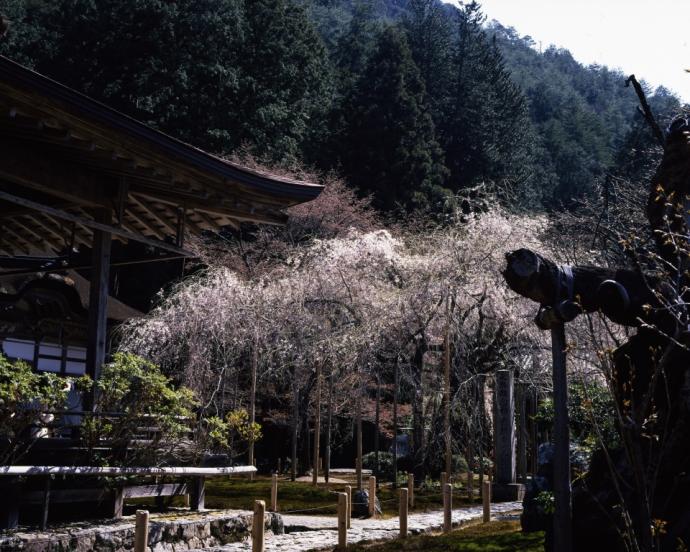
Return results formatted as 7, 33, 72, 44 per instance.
280, 503, 339, 514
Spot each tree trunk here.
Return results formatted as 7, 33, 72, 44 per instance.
444, 326, 452, 478
393, 358, 399, 489
325, 369, 333, 484
356, 386, 363, 490
374, 375, 380, 480
291, 383, 299, 482
312, 363, 321, 486
248, 341, 258, 478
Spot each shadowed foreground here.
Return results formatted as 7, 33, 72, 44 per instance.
346, 520, 544, 551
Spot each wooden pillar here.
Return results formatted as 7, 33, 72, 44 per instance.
270, 474, 278, 512
345, 485, 352, 529
494, 370, 516, 485
407, 473, 415, 508
368, 476, 377, 517
252, 500, 265, 552
441, 471, 447, 489
312, 363, 322, 486
134, 510, 149, 552
552, 323, 572, 552
482, 480, 491, 522
338, 492, 348, 550
85, 207, 112, 409
113, 487, 124, 518
0, 479, 19, 530
40, 476, 51, 530
399, 488, 408, 538
443, 483, 452, 533
190, 476, 205, 511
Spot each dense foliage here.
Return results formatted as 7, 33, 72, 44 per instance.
1, 0, 683, 214
0, 354, 70, 464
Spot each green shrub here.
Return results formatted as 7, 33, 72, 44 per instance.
0, 354, 70, 463
80, 352, 197, 466
363, 451, 396, 479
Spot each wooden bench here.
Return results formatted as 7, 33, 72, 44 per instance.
0, 465, 256, 530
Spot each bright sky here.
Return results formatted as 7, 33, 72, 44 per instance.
444, 0, 690, 103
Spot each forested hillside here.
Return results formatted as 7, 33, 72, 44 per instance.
1, 0, 684, 214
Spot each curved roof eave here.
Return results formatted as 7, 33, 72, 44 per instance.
0, 55, 323, 203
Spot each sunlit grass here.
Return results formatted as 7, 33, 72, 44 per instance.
204, 476, 480, 516
347, 520, 544, 551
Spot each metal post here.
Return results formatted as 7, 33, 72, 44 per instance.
552, 323, 572, 552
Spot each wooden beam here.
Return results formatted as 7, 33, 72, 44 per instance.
0, 465, 256, 476
0, 141, 109, 207
137, 192, 286, 226
85, 207, 111, 395
0, 189, 193, 256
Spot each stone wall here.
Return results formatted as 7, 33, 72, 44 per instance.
0, 510, 283, 552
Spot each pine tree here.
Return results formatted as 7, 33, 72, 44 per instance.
402, 0, 454, 126
341, 26, 448, 211
442, 2, 537, 203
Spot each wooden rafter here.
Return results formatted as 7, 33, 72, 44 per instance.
0, 189, 192, 256
10, 217, 62, 253
124, 208, 165, 240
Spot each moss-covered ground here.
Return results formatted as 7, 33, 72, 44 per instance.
204, 476, 480, 516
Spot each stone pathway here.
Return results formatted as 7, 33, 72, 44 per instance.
194, 502, 522, 551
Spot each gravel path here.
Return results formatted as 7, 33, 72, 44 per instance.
193, 501, 522, 551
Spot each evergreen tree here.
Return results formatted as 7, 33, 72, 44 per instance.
441, 2, 536, 203
0, 0, 331, 164
341, 26, 448, 211
402, 0, 454, 125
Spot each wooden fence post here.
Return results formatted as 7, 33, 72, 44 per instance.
134, 510, 149, 552
252, 500, 265, 552
270, 474, 278, 512
345, 485, 352, 529
482, 480, 491, 523
368, 476, 377, 518
443, 483, 452, 533
399, 488, 408, 538
407, 474, 415, 508
338, 492, 348, 550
